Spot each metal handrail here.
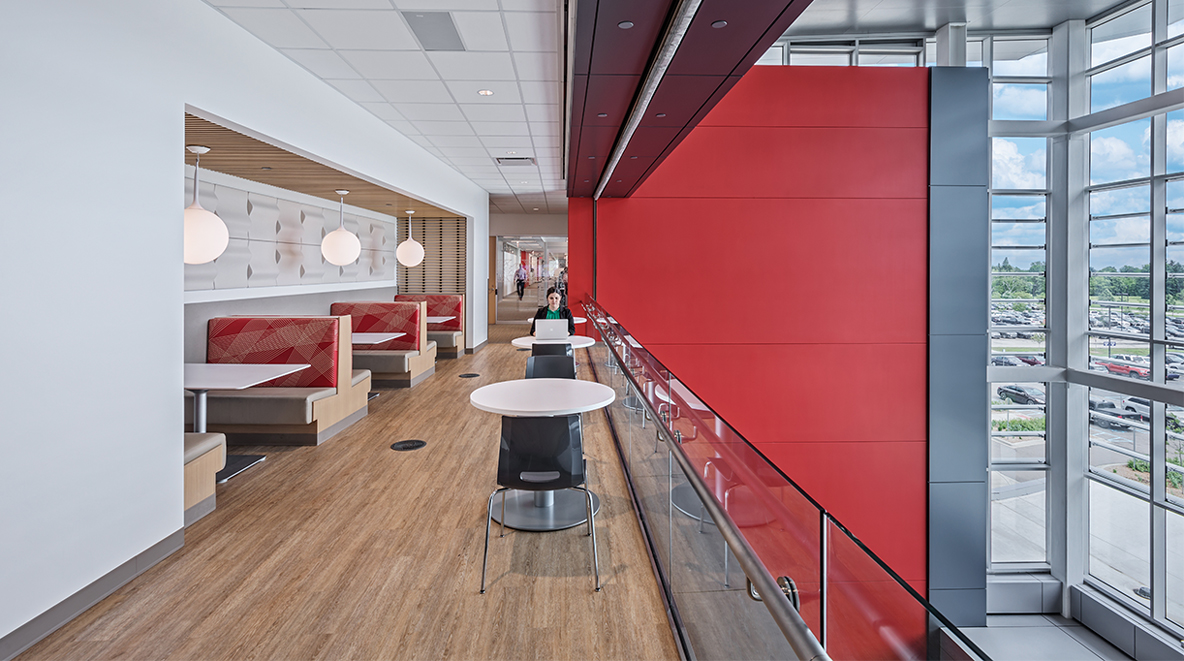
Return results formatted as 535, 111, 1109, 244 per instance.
585, 299, 995, 661
585, 304, 830, 661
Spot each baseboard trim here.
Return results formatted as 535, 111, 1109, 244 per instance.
184, 494, 216, 527
0, 529, 185, 661
1070, 585, 1184, 660
466, 338, 488, 354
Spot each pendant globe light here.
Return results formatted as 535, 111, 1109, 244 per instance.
321, 189, 362, 266
396, 210, 425, 267
183, 146, 230, 265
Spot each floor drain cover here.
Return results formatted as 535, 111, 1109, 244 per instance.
391, 440, 427, 451
517, 348, 529, 352
459, 373, 480, 378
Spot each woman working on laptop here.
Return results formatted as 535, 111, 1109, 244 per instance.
530, 287, 576, 336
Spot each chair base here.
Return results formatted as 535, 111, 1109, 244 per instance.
492, 489, 601, 531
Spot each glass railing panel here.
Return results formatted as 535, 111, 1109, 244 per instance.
826, 522, 930, 660
583, 300, 989, 660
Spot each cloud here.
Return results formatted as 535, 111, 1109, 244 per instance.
1168, 119, 1184, 172
993, 84, 1046, 120
1090, 135, 1138, 183
1092, 33, 1151, 68
993, 139, 1046, 189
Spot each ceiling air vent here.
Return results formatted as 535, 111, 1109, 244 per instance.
403, 12, 465, 51
497, 157, 536, 166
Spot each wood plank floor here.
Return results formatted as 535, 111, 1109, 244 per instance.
19, 327, 680, 661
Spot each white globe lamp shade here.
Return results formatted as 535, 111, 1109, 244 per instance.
396, 238, 425, 267
321, 228, 362, 266
183, 203, 230, 265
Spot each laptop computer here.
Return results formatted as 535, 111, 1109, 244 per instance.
534, 318, 570, 340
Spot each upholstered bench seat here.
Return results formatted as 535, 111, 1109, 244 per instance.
187, 387, 335, 425
183, 432, 226, 527
353, 341, 436, 374
428, 331, 462, 350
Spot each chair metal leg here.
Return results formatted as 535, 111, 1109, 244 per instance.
579, 486, 601, 591
723, 490, 730, 588
481, 489, 504, 594
500, 491, 506, 538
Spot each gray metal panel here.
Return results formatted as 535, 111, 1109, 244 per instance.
1078, 590, 1137, 657
930, 185, 989, 336
986, 576, 1044, 614
929, 588, 988, 628
930, 334, 989, 483
930, 481, 988, 591
930, 67, 990, 187
1135, 627, 1184, 661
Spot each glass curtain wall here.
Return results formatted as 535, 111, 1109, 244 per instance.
1081, 0, 1184, 632
989, 36, 1053, 568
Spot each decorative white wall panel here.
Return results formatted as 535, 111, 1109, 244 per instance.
183, 167, 397, 292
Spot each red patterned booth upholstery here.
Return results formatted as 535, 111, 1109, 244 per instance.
395, 294, 464, 358
185, 315, 371, 446
330, 301, 438, 387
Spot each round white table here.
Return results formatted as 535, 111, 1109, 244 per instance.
470, 378, 615, 531
511, 335, 596, 350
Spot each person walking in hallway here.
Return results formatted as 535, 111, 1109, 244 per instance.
515, 263, 528, 300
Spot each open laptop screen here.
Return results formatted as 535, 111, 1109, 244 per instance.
534, 318, 569, 339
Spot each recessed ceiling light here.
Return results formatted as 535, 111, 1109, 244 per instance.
507, 151, 517, 154
630, 156, 638, 159
711, 20, 727, 28
478, 89, 494, 96
588, 156, 595, 159
616, 179, 622, 183
597, 112, 608, 117
261, 166, 272, 170
618, 21, 634, 29
583, 179, 589, 182
533, 207, 539, 211
521, 181, 529, 184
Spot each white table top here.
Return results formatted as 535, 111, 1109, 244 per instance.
470, 378, 616, 416
511, 335, 596, 349
655, 380, 711, 412
525, 316, 587, 324
183, 363, 310, 391
352, 332, 405, 344
426, 315, 456, 324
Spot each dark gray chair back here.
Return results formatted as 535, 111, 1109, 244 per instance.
531, 343, 573, 357
525, 355, 576, 379
497, 415, 583, 491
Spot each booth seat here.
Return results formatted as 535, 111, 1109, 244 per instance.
331, 301, 437, 387
185, 316, 371, 445
394, 294, 464, 358
184, 432, 225, 526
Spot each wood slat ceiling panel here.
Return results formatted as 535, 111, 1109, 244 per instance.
184, 115, 463, 219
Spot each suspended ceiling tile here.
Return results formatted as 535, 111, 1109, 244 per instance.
359, 102, 406, 120
439, 146, 495, 159
408, 135, 435, 147
459, 104, 528, 122
220, 8, 330, 48
450, 156, 499, 165
385, 119, 420, 135
371, 79, 454, 103
412, 120, 477, 135
444, 79, 523, 103
480, 136, 535, 149
289, 0, 392, 7
452, 11, 510, 50
469, 121, 532, 136
395, 103, 467, 120
524, 104, 560, 122
281, 48, 362, 78
512, 51, 561, 81
503, 12, 560, 52
394, 0, 500, 10
296, 9, 419, 50
428, 135, 486, 147
518, 81, 561, 104
339, 50, 438, 79
529, 121, 561, 136
427, 51, 517, 80
501, 0, 560, 11
207, 0, 286, 6
327, 79, 386, 103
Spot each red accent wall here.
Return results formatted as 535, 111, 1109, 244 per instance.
567, 198, 595, 338
583, 66, 930, 589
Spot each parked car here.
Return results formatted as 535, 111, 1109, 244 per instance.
1120, 397, 1184, 429
991, 355, 1025, 366
1089, 398, 1134, 430
1013, 353, 1045, 366
1112, 353, 1149, 365
997, 384, 1045, 405
1100, 359, 1151, 380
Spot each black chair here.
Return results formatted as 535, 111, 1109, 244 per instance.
481, 415, 600, 592
531, 342, 573, 357
525, 355, 576, 379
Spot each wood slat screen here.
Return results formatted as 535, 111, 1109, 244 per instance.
398, 218, 467, 294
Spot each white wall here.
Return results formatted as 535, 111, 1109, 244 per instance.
0, 0, 487, 638
490, 213, 568, 237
